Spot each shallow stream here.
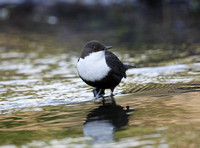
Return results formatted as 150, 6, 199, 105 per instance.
0, 33, 200, 148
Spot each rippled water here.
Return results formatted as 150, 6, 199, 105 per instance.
0, 39, 200, 147
1, 50, 200, 113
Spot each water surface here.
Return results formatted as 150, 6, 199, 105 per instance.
0, 33, 200, 147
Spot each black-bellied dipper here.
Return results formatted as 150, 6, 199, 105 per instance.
77, 40, 136, 98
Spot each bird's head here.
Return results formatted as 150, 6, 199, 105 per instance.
81, 40, 112, 58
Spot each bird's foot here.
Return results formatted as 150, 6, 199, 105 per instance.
93, 88, 105, 99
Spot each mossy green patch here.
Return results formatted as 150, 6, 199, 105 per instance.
0, 129, 83, 146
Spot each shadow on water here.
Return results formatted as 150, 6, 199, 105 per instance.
83, 96, 134, 143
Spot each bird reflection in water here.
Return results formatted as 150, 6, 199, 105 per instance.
83, 96, 133, 143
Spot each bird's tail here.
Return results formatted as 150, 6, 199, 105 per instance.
124, 64, 136, 71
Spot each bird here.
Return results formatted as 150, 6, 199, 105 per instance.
77, 40, 136, 98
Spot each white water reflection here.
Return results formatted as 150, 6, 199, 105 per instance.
5, 134, 167, 148
83, 120, 114, 142
125, 63, 200, 84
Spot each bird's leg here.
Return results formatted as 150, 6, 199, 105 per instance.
110, 88, 116, 106
93, 88, 105, 99
96, 89, 102, 99
93, 88, 98, 97
110, 88, 115, 97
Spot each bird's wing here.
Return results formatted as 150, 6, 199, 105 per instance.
105, 51, 126, 78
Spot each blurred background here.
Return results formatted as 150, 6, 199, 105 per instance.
1, 0, 200, 51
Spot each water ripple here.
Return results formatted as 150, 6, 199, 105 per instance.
0, 51, 200, 114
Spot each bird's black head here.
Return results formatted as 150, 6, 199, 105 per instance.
81, 40, 112, 59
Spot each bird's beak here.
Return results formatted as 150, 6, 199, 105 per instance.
104, 46, 112, 50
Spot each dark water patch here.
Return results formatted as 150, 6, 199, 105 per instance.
176, 83, 200, 93
123, 83, 168, 94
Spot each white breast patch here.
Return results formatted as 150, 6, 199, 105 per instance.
77, 51, 111, 82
